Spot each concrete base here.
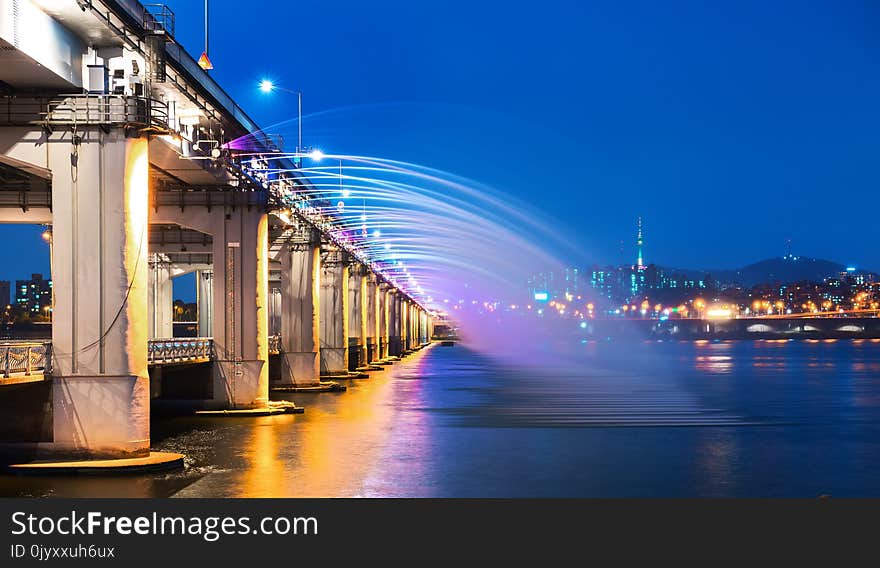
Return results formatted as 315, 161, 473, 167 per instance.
345, 371, 370, 379
194, 404, 301, 417
269, 400, 305, 414
6, 452, 184, 475
278, 351, 321, 388
271, 382, 346, 393
320, 370, 352, 377
356, 365, 383, 372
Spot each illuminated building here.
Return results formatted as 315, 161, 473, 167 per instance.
636, 216, 645, 270
15, 273, 52, 316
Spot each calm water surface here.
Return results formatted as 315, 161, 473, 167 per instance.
3, 339, 880, 497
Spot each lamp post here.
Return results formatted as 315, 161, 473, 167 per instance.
258, 80, 307, 163
41, 226, 53, 323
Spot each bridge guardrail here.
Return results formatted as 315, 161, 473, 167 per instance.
148, 337, 213, 365
0, 342, 51, 378
42, 94, 170, 132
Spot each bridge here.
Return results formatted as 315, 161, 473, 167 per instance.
578, 314, 880, 340
0, 0, 433, 462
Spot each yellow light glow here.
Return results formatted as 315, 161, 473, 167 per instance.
706, 308, 732, 319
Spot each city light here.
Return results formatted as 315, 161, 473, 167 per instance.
706, 307, 733, 319
307, 149, 324, 161
259, 79, 274, 93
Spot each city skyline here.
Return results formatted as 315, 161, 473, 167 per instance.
0, 217, 875, 293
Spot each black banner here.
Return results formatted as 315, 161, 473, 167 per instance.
0, 499, 875, 565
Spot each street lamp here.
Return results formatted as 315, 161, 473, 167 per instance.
258, 79, 305, 161
41, 225, 54, 323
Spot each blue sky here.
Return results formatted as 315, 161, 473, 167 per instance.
2, 0, 879, 293
144, 0, 880, 270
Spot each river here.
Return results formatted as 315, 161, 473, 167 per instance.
3, 338, 880, 497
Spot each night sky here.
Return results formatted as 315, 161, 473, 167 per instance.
3, 0, 879, 295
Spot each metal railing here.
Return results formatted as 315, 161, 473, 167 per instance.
143, 4, 175, 35
148, 337, 213, 365
43, 94, 169, 131
268, 334, 282, 355
0, 342, 51, 378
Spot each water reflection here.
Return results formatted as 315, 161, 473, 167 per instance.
3, 339, 880, 497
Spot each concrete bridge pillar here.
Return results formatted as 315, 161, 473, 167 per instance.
148, 254, 174, 339
268, 285, 282, 336
1, 128, 151, 458
196, 269, 214, 337
408, 301, 417, 351
427, 313, 434, 342
378, 281, 390, 359
414, 305, 421, 345
388, 290, 401, 356
320, 245, 349, 376
396, 294, 406, 354
278, 227, 321, 387
347, 263, 367, 370
210, 209, 269, 409
364, 272, 379, 364
405, 300, 413, 349
401, 301, 409, 351
420, 309, 428, 344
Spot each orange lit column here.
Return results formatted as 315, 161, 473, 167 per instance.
406, 300, 416, 351
378, 281, 390, 359
420, 309, 429, 344
210, 207, 270, 409
364, 272, 379, 364
37, 130, 150, 458
388, 289, 402, 356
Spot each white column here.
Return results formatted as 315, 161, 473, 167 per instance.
196, 269, 213, 337
401, 296, 409, 352
406, 299, 415, 351
419, 309, 429, 345
389, 290, 402, 356
148, 254, 174, 339
210, 209, 269, 409
279, 227, 321, 386
319, 245, 349, 375
365, 272, 379, 364
348, 263, 367, 370
378, 281, 390, 359
268, 284, 282, 336
45, 130, 149, 458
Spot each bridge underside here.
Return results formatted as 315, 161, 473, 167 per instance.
0, 0, 433, 463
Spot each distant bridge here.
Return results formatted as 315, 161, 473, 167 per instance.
580, 315, 880, 339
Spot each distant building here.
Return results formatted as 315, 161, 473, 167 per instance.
636, 216, 645, 270
0, 280, 9, 308
15, 273, 52, 317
